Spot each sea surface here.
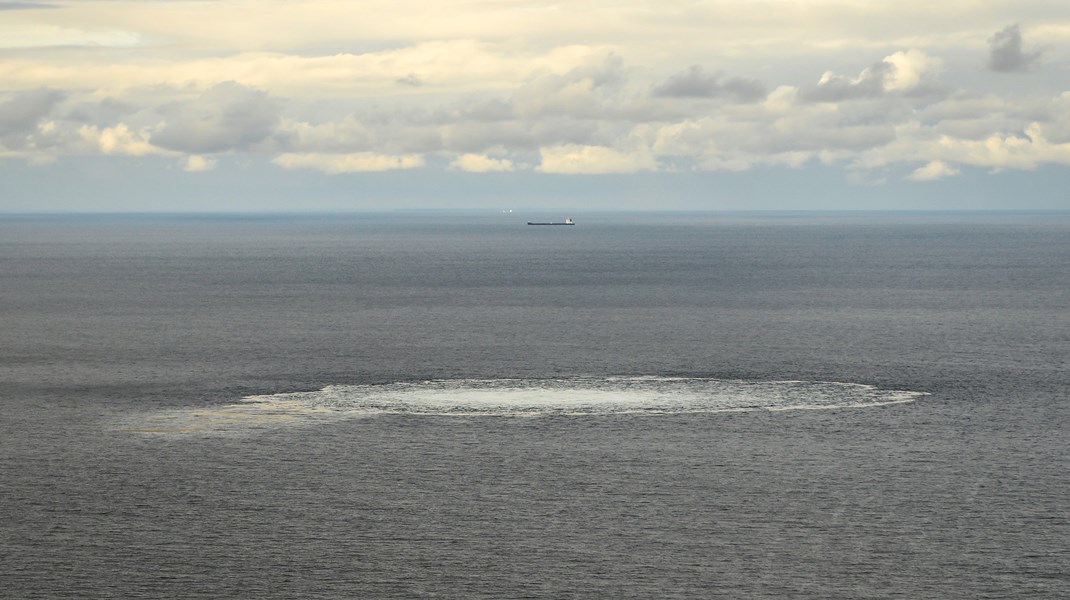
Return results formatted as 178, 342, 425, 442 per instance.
1, 211, 1068, 598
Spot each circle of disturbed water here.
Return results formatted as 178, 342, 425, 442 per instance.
121, 377, 927, 434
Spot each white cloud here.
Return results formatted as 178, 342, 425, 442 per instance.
538, 144, 656, 174
800, 49, 939, 102
852, 121, 1070, 174
449, 153, 515, 172
79, 123, 162, 156
907, 160, 959, 181
279, 118, 372, 153
0, 21, 140, 49
881, 49, 940, 91
932, 124, 1070, 170
272, 152, 425, 173
183, 155, 216, 172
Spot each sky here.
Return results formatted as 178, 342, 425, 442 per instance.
1, 0, 1069, 212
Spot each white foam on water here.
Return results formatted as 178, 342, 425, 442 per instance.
119, 377, 927, 434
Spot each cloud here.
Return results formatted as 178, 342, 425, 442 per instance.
538, 144, 656, 174
907, 160, 959, 181
988, 24, 1041, 72
396, 73, 423, 87
272, 152, 425, 173
79, 123, 162, 156
0, 2, 60, 9
514, 54, 626, 119
0, 22, 141, 49
150, 82, 281, 154
800, 62, 892, 102
278, 117, 372, 153
881, 49, 941, 92
2, 3, 1070, 191
0, 88, 65, 136
800, 50, 940, 102
449, 153, 515, 172
848, 120, 1070, 174
652, 66, 767, 102
651, 99, 899, 168
183, 155, 216, 172
455, 98, 515, 122
0, 40, 602, 100
932, 124, 1070, 170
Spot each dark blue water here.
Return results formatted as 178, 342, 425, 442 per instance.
2, 212, 1068, 598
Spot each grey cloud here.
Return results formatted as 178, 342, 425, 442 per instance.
900, 81, 951, 100
442, 120, 535, 153
396, 73, 423, 87
652, 66, 767, 102
988, 24, 1041, 72
529, 117, 600, 146
662, 97, 902, 159
425, 98, 515, 126
1040, 121, 1070, 145
63, 97, 140, 125
576, 54, 626, 89
0, 2, 60, 9
916, 91, 1002, 118
0, 88, 65, 136
392, 115, 596, 155
460, 98, 515, 122
151, 82, 281, 154
513, 54, 626, 118
799, 61, 893, 103
750, 120, 896, 154
388, 125, 442, 153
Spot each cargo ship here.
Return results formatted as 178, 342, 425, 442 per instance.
527, 218, 575, 226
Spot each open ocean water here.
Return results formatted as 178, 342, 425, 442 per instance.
1, 211, 1068, 598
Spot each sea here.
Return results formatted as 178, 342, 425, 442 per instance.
1, 211, 1067, 599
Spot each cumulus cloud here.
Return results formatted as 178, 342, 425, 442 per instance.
457, 98, 515, 122
988, 24, 1041, 72
907, 160, 959, 181
0, 88, 65, 136
652, 66, 767, 102
272, 151, 424, 173
514, 54, 626, 119
932, 124, 1070, 170
800, 50, 940, 103
538, 144, 656, 174
183, 155, 216, 172
449, 153, 514, 172
800, 62, 893, 102
882, 49, 941, 92
79, 123, 160, 156
396, 73, 423, 87
278, 117, 372, 153
847, 120, 1070, 175
151, 82, 281, 154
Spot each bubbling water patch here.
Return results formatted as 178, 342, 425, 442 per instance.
122, 377, 926, 434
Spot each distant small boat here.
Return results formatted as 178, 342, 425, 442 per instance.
528, 218, 575, 226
